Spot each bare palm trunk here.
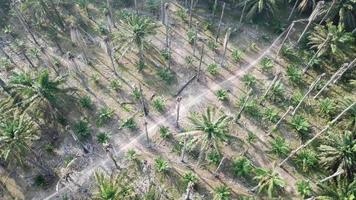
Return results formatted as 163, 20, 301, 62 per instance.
279, 102, 356, 167
268, 106, 293, 135
104, 36, 117, 75
314, 59, 356, 99
134, 0, 139, 15
176, 96, 182, 128
319, 0, 336, 24
236, 89, 253, 121
275, 22, 295, 59
184, 182, 194, 200
292, 73, 325, 115
189, 0, 194, 27
303, 35, 330, 74
297, 1, 324, 44
0, 46, 17, 67
239, 0, 247, 24
287, 0, 299, 21
215, 3, 226, 42
220, 27, 231, 67
23, 51, 36, 68
13, 6, 41, 47
192, 22, 198, 56
180, 136, 188, 162
196, 44, 205, 82
319, 169, 344, 183
212, 0, 218, 18
0, 77, 11, 95
260, 72, 281, 104
214, 157, 226, 177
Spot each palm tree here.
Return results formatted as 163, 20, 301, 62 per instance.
308, 22, 355, 63
252, 167, 285, 198
213, 185, 231, 200
181, 106, 233, 165
115, 14, 158, 71
154, 157, 169, 173
9, 70, 75, 119
318, 130, 356, 179
238, 0, 280, 20
0, 112, 38, 165
94, 171, 136, 200
296, 0, 319, 12
317, 178, 356, 199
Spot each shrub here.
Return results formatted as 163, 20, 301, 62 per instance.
152, 96, 166, 112
187, 28, 197, 44
73, 120, 91, 140
157, 68, 174, 84
132, 87, 142, 101
286, 65, 302, 84
182, 171, 198, 187
176, 8, 188, 22
232, 49, 243, 63
296, 180, 313, 198
160, 48, 171, 61
263, 108, 279, 123
97, 107, 114, 126
79, 96, 93, 109
185, 56, 194, 66
207, 63, 219, 75
207, 39, 218, 50
291, 115, 310, 141
207, 150, 221, 166
232, 156, 253, 177
244, 100, 261, 119
319, 98, 336, 116
269, 136, 290, 157
97, 132, 110, 144
242, 74, 256, 88
110, 80, 122, 91
34, 175, 47, 187
154, 157, 169, 173
216, 89, 228, 101
294, 149, 318, 173
121, 117, 137, 130
91, 74, 100, 84
260, 57, 274, 72
159, 126, 171, 139
270, 80, 285, 101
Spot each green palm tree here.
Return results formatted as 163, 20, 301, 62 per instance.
94, 171, 136, 200
154, 157, 169, 173
308, 22, 355, 63
239, 0, 280, 20
253, 167, 285, 198
317, 178, 356, 199
296, 0, 318, 12
9, 70, 75, 118
318, 130, 356, 178
213, 185, 231, 200
116, 14, 158, 70
0, 112, 38, 165
181, 106, 233, 165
